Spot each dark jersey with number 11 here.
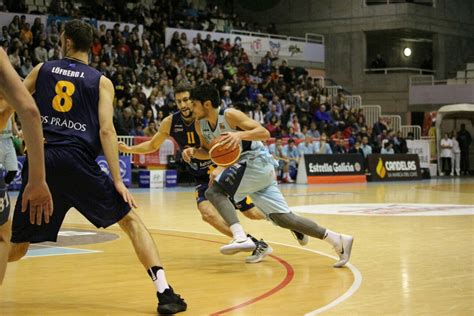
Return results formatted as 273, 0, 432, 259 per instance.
34, 57, 102, 158
168, 111, 213, 180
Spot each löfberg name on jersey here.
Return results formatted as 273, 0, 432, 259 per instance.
367, 154, 422, 181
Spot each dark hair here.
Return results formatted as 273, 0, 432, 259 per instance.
174, 84, 192, 94
191, 84, 220, 108
64, 20, 93, 52
288, 138, 295, 144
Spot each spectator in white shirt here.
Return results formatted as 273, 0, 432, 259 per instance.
34, 39, 48, 64
361, 136, 373, 158
313, 133, 333, 154
298, 135, 316, 155
381, 140, 395, 154
451, 132, 461, 176
440, 133, 453, 176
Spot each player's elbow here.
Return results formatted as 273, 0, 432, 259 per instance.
17, 103, 40, 121
100, 127, 116, 139
261, 127, 270, 141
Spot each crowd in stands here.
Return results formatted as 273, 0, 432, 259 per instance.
1, 0, 412, 181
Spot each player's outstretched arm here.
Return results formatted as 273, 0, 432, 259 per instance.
98, 76, 136, 208
118, 115, 172, 154
0, 51, 52, 225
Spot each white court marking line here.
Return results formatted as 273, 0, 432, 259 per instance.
25, 243, 102, 259
158, 228, 362, 315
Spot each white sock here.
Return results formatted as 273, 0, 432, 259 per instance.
230, 223, 247, 241
323, 229, 340, 248
147, 266, 170, 293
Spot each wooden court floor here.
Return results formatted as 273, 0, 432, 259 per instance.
1, 178, 473, 315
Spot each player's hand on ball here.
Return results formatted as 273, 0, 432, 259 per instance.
220, 132, 242, 149
182, 147, 195, 163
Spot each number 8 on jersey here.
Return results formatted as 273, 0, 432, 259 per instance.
52, 80, 75, 112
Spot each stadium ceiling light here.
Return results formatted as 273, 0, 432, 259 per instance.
403, 47, 412, 57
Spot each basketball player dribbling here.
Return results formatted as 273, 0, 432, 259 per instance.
119, 85, 275, 263
6, 20, 186, 314
183, 84, 354, 268
0, 48, 52, 285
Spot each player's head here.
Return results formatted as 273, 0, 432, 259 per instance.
61, 20, 93, 56
174, 84, 193, 119
190, 84, 220, 119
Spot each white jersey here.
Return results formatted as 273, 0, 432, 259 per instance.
199, 108, 267, 160
0, 119, 13, 140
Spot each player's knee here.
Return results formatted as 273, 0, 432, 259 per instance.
243, 208, 265, 220
118, 211, 141, 234
8, 243, 29, 262
205, 184, 225, 203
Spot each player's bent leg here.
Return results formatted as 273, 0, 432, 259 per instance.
8, 242, 29, 262
118, 210, 162, 268
0, 221, 11, 284
205, 184, 255, 255
118, 210, 186, 314
242, 207, 265, 220
197, 201, 233, 238
269, 213, 353, 267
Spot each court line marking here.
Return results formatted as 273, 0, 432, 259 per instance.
25, 244, 101, 259
156, 228, 362, 315
155, 231, 295, 315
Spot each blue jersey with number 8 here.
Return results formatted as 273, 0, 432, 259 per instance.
34, 58, 102, 157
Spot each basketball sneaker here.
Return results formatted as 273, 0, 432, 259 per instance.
157, 287, 187, 314
291, 230, 309, 246
220, 236, 256, 255
333, 234, 354, 268
245, 239, 273, 263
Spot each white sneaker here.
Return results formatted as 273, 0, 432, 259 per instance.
333, 234, 354, 268
245, 240, 273, 263
220, 237, 256, 255
291, 230, 309, 246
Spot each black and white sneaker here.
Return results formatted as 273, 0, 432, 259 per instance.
291, 230, 308, 246
245, 239, 273, 263
157, 287, 187, 314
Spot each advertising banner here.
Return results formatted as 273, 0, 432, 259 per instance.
296, 154, 366, 184
96, 155, 132, 187
367, 154, 422, 182
165, 27, 324, 64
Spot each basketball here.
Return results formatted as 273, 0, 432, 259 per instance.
209, 135, 241, 167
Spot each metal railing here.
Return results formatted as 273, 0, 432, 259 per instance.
230, 29, 324, 44
380, 115, 402, 132
365, 68, 435, 75
361, 105, 382, 129
325, 85, 342, 100
401, 126, 422, 140
346, 95, 362, 109
409, 75, 434, 86
365, 0, 435, 6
